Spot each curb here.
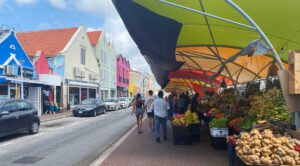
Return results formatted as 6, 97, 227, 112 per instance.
40, 113, 73, 122
89, 117, 146, 166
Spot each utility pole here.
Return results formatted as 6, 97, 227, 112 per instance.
21, 65, 24, 99
19, 58, 24, 100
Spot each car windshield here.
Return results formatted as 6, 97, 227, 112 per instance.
119, 98, 126, 101
81, 99, 96, 105
0, 100, 7, 106
105, 99, 115, 102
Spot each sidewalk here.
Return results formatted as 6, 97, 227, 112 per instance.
40, 110, 73, 122
101, 119, 228, 166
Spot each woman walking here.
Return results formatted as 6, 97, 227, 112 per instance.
132, 93, 144, 133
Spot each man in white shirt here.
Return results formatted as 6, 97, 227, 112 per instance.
151, 91, 169, 143
144, 90, 154, 130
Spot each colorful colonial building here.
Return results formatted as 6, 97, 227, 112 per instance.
0, 30, 42, 114
116, 55, 130, 97
17, 26, 100, 109
88, 31, 117, 100
31, 51, 61, 114
143, 73, 155, 97
129, 69, 142, 97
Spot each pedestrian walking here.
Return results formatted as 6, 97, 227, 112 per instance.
167, 94, 173, 119
172, 94, 179, 115
132, 93, 144, 133
144, 90, 154, 131
178, 93, 185, 114
151, 91, 169, 143
184, 91, 191, 112
191, 92, 199, 113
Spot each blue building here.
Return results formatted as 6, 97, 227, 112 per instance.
0, 30, 42, 114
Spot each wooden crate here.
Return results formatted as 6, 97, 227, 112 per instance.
288, 50, 300, 94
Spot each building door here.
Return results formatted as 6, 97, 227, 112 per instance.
69, 87, 79, 106
9, 86, 17, 99
28, 87, 42, 116
89, 89, 96, 99
81, 88, 88, 101
110, 90, 115, 98
105, 90, 109, 99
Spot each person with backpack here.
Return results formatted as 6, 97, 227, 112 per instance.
144, 90, 154, 131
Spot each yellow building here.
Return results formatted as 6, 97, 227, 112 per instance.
129, 69, 142, 97
143, 73, 156, 97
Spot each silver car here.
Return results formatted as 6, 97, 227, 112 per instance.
118, 97, 130, 109
104, 98, 121, 111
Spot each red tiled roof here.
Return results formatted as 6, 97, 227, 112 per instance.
87, 31, 102, 45
16, 27, 78, 57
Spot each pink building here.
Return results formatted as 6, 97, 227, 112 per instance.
117, 54, 130, 97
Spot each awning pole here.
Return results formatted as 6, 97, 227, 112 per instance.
225, 0, 285, 70
156, 0, 255, 30
157, 0, 285, 70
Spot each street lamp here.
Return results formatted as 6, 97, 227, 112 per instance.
19, 58, 24, 100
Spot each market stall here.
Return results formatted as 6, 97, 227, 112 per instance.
113, 0, 300, 165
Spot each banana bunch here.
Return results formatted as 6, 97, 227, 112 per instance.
173, 117, 186, 126
185, 110, 200, 126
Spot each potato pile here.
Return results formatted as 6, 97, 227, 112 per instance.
235, 129, 300, 165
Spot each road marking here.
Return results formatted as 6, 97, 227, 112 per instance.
45, 127, 65, 131
0, 141, 14, 147
70, 122, 80, 126
29, 133, 44, 138
89, 117, 145, 166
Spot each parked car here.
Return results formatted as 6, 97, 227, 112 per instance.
0, 99, 40, 138
104, 98, 121, 111
129, 98, 135, 106
118, 97, 129, 109
126, 98, 131, 107
72, 99, 105, 117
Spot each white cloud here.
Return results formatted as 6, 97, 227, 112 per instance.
47, 0, 116, 16
15, 0, 37, 5
86, 27, 102, 32
102, 16, 152, 74
47, 0, 153, 75
73, 0, 116, 17
48, 0, 67, 10
81, 0, 153, 75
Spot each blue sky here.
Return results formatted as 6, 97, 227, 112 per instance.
0, 0, 106, 31
0, 0, 159, 88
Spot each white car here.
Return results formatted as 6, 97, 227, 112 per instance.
118, 97, 129, 109
104, 98, 121, 111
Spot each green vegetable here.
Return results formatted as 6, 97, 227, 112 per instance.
248, 88, 291, 124
235, 115, 257, 131
209, 118, 228, 128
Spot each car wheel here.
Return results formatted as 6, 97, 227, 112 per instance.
29, 121, 39, 134
93, 110, 97, 117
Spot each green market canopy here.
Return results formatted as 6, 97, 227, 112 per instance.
113, 0, 300, 91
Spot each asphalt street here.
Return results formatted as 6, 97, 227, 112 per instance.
0, 108, 136, 166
